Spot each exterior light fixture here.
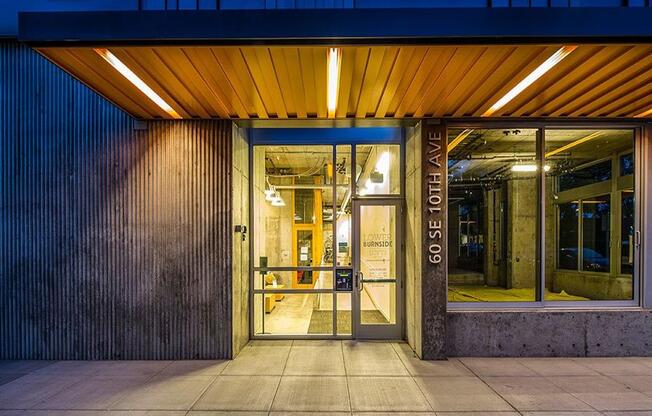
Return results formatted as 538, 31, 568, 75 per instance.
327, 47, 342, 118
545, 131, 603, 158
634, 108, 652, 118
94, 48, 181, 119
512, 164, 551, 172
482, 45, 577, 117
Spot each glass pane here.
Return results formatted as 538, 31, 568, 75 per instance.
336, 145, 352, 186
336, 185, 352, 267
621, 191, 634, 275
253, 145, 333, 267
336, 293, 352, 335
557, 202, 579, 271
545, 129, 634, 301
356, 144, 400, 195
359, 205, 397, 323
582, 195, 611, 273
620, 153, 634, 176
256, 271, 333, 291
254, 293, 333, 336
447, 128, 538, 302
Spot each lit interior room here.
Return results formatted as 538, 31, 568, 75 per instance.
252, 141, 401, 335
447, 128, 635, 303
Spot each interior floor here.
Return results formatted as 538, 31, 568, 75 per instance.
448, 284, 589, 302
263, 290, 387, 335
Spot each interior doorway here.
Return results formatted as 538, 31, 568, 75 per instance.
249, 129, 404, 339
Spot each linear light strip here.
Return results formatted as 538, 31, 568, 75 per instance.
94, 48, 181, 119
482, 45, 578, 117
447, 129, 474, 152
634, 108, 652, 118
544, 131, 603, 158
327, 47, 342, 118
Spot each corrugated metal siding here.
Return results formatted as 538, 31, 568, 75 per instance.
0, 40, 233, 360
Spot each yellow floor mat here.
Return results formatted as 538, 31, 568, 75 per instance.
448, 286, 588, 302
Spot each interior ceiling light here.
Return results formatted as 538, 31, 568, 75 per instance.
545, 131, 603, 158
634, 108, 652, 118
327, 47, 342, 118
94, 48, 181, 119
447, 129, 474, 152
512, 164, 551, 172
482, 45, 578, 117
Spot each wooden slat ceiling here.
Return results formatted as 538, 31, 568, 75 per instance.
38, 44, 652, 120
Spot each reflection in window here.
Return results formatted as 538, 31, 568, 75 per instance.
558, 202, 578, 270
558, 160, 611, 192
581, 195, 610, 273
621, 191, 634, 275
620, 153, 634, 177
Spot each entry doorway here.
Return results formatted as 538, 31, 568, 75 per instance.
353, 199, 403, 339
249, 128, 405, 340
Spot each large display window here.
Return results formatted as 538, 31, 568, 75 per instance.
447, 127, 639, 305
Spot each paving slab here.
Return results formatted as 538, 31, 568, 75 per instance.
284, 345, 346, 376
110, 375, 215, 411
393, 344, 472, 377
459, 357, 538, 377
32, 375, 151, 410
192, 375, 280, 411
348, 376, 431, 412
271, 376, 349, 412
343, 342, 409, 376
518, 358, 600, 376
222, 346, 290, 376
483, 376, 594, 412
157, 361, 229, 377
0, 374, 84, 409
415, 376, 513, 412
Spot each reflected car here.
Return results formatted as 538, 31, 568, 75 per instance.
559, 247, 609, 272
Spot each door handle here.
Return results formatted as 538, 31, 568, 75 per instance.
357, 271, 364, 292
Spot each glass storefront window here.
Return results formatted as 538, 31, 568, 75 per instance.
545, 129, 634, 301
447, 128, 538, 302
253, 145, 333, 269
448, 127, 637, 304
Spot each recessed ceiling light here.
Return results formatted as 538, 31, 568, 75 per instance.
327, 47, 342, 118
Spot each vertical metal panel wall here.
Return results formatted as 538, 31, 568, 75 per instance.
0, 40, 233, 360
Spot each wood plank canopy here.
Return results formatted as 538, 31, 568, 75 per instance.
38, 44, 652, 120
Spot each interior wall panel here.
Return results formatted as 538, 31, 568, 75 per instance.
0, 40, 233, 360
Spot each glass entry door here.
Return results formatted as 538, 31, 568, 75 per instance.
353, 199, 402, 339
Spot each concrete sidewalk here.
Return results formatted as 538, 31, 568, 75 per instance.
1, 340, 652, 415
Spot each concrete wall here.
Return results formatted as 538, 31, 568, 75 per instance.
232, 125, 250, 356
405, 123, 422, 357
447, 310, 652, 357
0, 40, 233, 360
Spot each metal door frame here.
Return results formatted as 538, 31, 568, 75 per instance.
352, 197, 404, 339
